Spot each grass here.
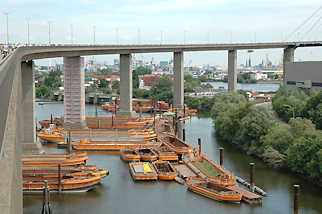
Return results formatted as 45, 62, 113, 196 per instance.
193, 160, 220, 177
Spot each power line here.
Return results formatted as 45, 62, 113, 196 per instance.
283, 6, 322, 41
301, 15, 322, 40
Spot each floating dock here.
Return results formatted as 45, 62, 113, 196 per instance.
227, 186, 262, 204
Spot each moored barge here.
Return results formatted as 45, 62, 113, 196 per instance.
72, 138, 159, 151
23, 174, 102, 193
188, 154, 236, 187
161, 135, 193, 155
120, 149, 140, 162
154, 144, 178, 161
129, 162, 158, 181
153, 160, 177, 180
137, 148, 158, 162
186, 177, 242, 203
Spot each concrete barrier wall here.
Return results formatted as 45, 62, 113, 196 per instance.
0, 53, 23, 213
286, 61, 322, 89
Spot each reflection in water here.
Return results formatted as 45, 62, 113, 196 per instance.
23, 104, 322, 214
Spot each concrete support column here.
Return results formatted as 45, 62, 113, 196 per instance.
63, 56, 86, 129
228, 50, 237, 92
173, 51, 184, 108
118, 54, 136, 117
283, 47, 295, 87
21, 60, 35, 143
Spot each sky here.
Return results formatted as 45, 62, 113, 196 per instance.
1, 0, 322, 66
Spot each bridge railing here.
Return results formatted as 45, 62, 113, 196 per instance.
0, 51, 22, 213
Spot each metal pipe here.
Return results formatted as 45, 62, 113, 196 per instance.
58, 163, 61, 193
182, 128, 185, 142
219, 147, 224, 167
198, 138, 201, 155
294, 185, 300, 214
250, 163, 255, 192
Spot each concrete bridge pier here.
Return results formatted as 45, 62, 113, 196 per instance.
228, 50, 237, 92
173, 51, 184, 108
117, 54, 136, 117
283, 47, 295, 87
21, 61, 35, 143
63, 56, 87, 129
21, 60, 43, 154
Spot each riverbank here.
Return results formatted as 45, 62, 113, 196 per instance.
210, 91, 322, 187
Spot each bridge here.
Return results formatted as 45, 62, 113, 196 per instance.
0, 41, 322, 213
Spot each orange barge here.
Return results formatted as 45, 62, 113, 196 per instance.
120, 149, 140, 162
22, 152, 88, 167
137, 148, 158, 162
23, 174, 102, 193
160, 135, 193, 155
186, 177, 242, 203
72, 139, 159, 151
129, 162, 158, 181
187, 154, 236, 187
154, 145, 178, 161
22, 165, 109, 179
153, 160, 177, 180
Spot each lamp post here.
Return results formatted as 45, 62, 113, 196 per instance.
27, 19, 30, 46
284, 104, 295, 118
48, 21, 52, 45
3, 12, 9, 45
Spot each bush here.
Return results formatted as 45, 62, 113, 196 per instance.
262, 146, 286, 168
239, 106, 274, 153
286, 130, 322, 177
289, 117, 315, 138
211, 92, 247, 119
304, 91, 322, 129
261, 124, 293, 154
272, 87, 309, 122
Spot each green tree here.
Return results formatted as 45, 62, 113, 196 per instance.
211, 92, 247, 118
184, 74, 201, 92
112, 80, 120, 90
132, 66, 152, 89
36, 85, 51, 98
304, 91, 322, 129
286, 130, 322, 177
239, 106, 274, 153
262, 146, 286, 168
150, 75, 173, 104
44, 69, 62, 90
272, 87, 309, 122
289, 117, 315, 138
133, 88, 150, 99
99, 79, 110, 88
199, 75, 208, 82
99, 68, 112, 75
261, 124, 293, 154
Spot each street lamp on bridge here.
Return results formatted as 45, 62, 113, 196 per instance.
283, 104, 295, 118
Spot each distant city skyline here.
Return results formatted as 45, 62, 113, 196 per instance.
1, 0, 322, 65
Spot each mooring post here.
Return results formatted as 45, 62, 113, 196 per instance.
294, 185, 300, 214
58, 163, 62, 193
198, 138, 201, 156
68, 131, 72, 154
153, 100, 156, 129
112, 109, 114, 128
250, 163, 255, 192
42, 180, 52, 214
219, 147, 224, 167
182, 128, 186, 142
